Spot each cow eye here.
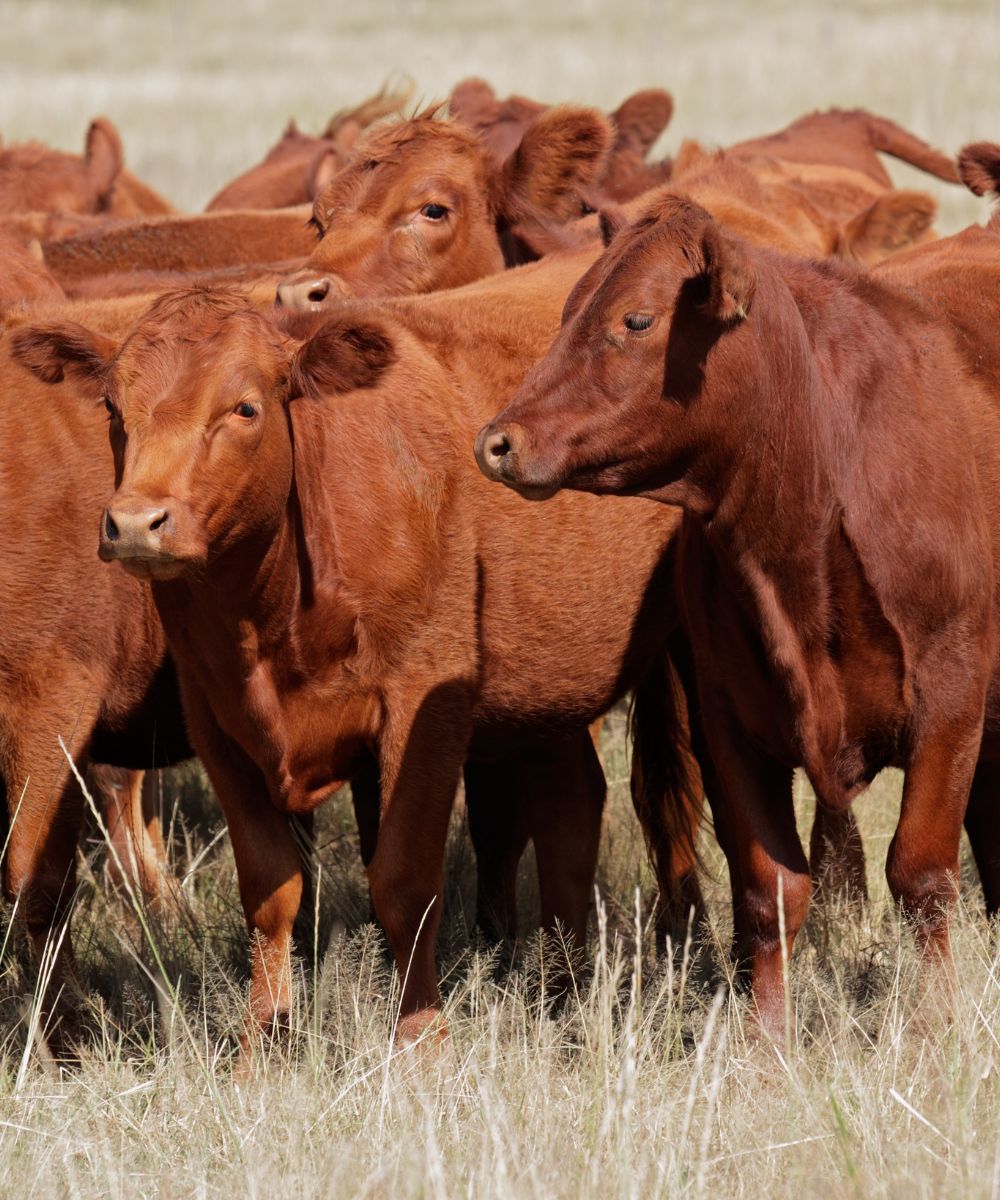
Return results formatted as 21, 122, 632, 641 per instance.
234, 401, 258, 419
420, 203, 448, 221
623, 313, 655, 333
307, 214, 324, 240
103, 396, 116, 418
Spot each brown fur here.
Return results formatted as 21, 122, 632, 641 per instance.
449, 78, 675, 203
205, 84, 413, 212
477, 201, 1000, 1037
42, 207, 316, 284
0, 229, 65, 308
0, 118, 173, 217
0, 297, 200, 1053
14, 259, 699, 1051
275, 108, 612, 309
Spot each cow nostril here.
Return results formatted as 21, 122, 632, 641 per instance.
307, 279, 331, 304
487, 433, 511, 466
149, 510, 169, 533
104, 512, 120, 542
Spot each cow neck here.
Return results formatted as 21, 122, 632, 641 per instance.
155, 410, 353, 681
677, 259, 919, 782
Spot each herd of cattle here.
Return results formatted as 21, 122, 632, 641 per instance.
2, 77, 1000, 1059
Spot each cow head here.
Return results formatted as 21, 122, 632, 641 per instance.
475, 195, 755, 505
0, 118, 125, 215
10, 289, 396, 581
274, 106, 611, 309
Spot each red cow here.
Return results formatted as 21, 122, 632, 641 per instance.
0, 300, 193, 1054
0, 118, 173, 217
475, 194, 1000, 1037
449, 78, 675, 202
0, 230, 65, 307
12, 266, 696, 1054
275, 106, 612, 309
205, 84, 413, 212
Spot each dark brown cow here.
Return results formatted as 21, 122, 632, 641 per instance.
476, 194, 1000, 1037
275, 107, 612, 309
0, 118, 173, 217
449, 78, 675, 202
205, 85, 413, 212
13, 263, 696, 1052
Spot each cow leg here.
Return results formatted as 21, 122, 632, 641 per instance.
809, 804, 868, 903
465, 759, 533, 944
700, 708, 808, 1041
886, 715, 981, 987
2, 692, 100, 1057
89, 765, 182, 912
529, 730, 605, 953
180, 684, 303, 1052
367, 683, 471, 1045
963, 759, 1000, 917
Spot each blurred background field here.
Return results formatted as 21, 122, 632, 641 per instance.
3, 0, 1000, 1196
1, 0, 998, 226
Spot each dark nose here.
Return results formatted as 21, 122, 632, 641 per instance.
275, 271, 342, 312
100, 502, 171, 560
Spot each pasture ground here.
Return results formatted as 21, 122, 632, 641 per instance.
2, 0, 1000, 1195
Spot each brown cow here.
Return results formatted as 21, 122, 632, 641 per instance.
43, 207, 316, 287
475, 194, 1000, 1038
205, 85, 413, 212
725, 107, 960, 190
0, 118, 173, 217
0, 230, 65, 308
449, 78, 675, 202
275, 106, 612, 309
0, 297, 195, 1053
13, 267, 696, 1053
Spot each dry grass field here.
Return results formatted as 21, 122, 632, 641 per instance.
3, 0, 1000, 1196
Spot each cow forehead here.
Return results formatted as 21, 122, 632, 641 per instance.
114, 308, 286, 405
328, 138, 487, 211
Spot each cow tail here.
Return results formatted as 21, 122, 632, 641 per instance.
628, 647, 706, 937
861, 111, 960, 184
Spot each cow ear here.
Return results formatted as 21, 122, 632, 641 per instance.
9, 321, 117, 392
307, 148, 341, 200
290, 319, 396, 399
698, 223, 755, 323
84, 117, 125, 201
610, 89, 674, 156
449, 77, 497, 126
598, 206, 628, 247
496, 106, 612, 224
839, 191, 936, 265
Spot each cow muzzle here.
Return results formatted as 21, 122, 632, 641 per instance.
99, 497, 195, 580
473, 421, 561, 501
275, 269, 351, 313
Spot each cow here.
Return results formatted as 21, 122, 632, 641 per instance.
725, 107, 960, 192
205, 84, 413, 212
11, 264, 699, 1056
277, 113, 939, 321
449, 78, 675, 202
0, 295, 195, 1055
0, 229, 65, 308
474, 191, 1000, 1039
0, 118, 174, 218
274, 106, 613, 309
42, 207, 317, 289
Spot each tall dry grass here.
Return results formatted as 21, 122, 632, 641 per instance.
2, 1, 1000, 1195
